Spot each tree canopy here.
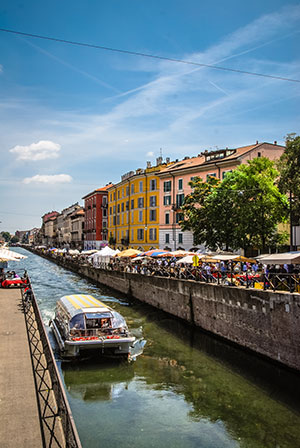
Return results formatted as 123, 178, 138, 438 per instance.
277, 134, 300, 224
181, 157, 289, 252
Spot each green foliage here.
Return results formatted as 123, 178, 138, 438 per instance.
277, 134, 300, 223
10, 236, 19, 244
181, 158, 289, 252
0, 231, 11, 242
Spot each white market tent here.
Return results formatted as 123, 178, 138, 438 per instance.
0, 249, 27, 260
89, 247, 119, 266
176, 255, 195, 264
257, 252, 300, 265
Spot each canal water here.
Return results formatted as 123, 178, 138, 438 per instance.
10, 248, 300, 448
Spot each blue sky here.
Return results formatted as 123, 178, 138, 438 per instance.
0, 0, 299, 233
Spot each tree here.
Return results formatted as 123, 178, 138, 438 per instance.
222, 157, 289, 252
180, 176, 223, 249
181, 158, 289, 252
10, 236, 19, 244
277, 134, 300, 225
0, 231, 11, 242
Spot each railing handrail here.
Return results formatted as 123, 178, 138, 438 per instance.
23, 279, 82, 448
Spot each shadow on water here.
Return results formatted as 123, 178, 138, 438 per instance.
140, 304, 300, 414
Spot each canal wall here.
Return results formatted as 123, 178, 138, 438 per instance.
29, 250, 300, 372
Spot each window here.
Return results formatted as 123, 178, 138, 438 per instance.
131, 183, 134, 194
103, 196, 107, 205
258, 152, 261, 157
222, 170, 232, 179
121, 202, 124, 212
165, 213, 170, 224
113, 205, 116, 214
150, 196, 156, 207
137, 229, 144, 240
149, 228, 157, 241
118, 190, 120, 199
126, 186, 129, 196
178, 233, 183, 244
109, 207, 112, 215
138, 197, 144, 208
139, 181, 143, 192
176, 213, 184, 223
206, 173, 216, 180
126, 201, 129, 210
113, 192, 116, 200
131, 199, 134, 209
165, 233, 170, 243
131, 229, 134, 241
163, 195, 171, 206
150, 179, 156, 191
149, 209, 156, 221
103, 209, 107, 217
139, 210, 143, 222
176, 193, 185, 208
178, 179, 183, 190
117, 204, 120, 213
117, 215, 120, 225
131, 211, 134, 223
164, 180, 171, 192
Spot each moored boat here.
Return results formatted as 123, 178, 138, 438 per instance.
50, 294, 135, 359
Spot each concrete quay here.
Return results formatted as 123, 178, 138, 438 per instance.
0, 288, 43, 447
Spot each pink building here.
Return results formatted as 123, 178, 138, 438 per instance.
156, 141, 285, 251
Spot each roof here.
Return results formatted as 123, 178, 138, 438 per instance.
157, 142, 284, 176
58, 294, 112, 318
82, 183, 113, 199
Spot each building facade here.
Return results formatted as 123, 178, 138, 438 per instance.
70, 207, 85, 250
108, 158, 172, 251
82, 185, 112, 250
157, 141, 285, 251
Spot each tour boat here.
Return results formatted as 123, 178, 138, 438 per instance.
50, 294, 135, 359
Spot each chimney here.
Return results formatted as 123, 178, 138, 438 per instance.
274, 140, 277, 145
256, 140, 259, 144
166, 157, 170, 163
156, 156, 163, 166
147, 161, 152, 168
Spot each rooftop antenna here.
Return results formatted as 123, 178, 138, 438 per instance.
160, 147, 163, 158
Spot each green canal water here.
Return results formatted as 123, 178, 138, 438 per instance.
12, 248, 300, 448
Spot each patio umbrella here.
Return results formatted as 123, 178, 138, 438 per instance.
170, 250, 194, 257
116, 249, 142, 258
141, 249, 171, 257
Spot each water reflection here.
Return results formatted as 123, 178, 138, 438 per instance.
12, 248, 300, 448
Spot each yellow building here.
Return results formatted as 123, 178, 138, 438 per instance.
108, 158, 171, 251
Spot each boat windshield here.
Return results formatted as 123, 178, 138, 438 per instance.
111, 310, 127, 329
70, 314, 85, 330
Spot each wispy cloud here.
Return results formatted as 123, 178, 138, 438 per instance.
23, 174, 72, 184
10, 140, 61, 161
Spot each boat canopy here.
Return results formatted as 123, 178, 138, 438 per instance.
57, 294, 128, 330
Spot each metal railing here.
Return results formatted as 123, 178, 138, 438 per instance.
22, 280, 82, 448
93, 261, 300, 293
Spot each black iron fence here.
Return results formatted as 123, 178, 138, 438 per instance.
21, 280, 82, 448
95, 261, 300, 294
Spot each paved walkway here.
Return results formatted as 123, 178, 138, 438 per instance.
0, 287, 43, 447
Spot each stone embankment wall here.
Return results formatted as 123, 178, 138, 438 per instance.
30, 250, 300, 372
